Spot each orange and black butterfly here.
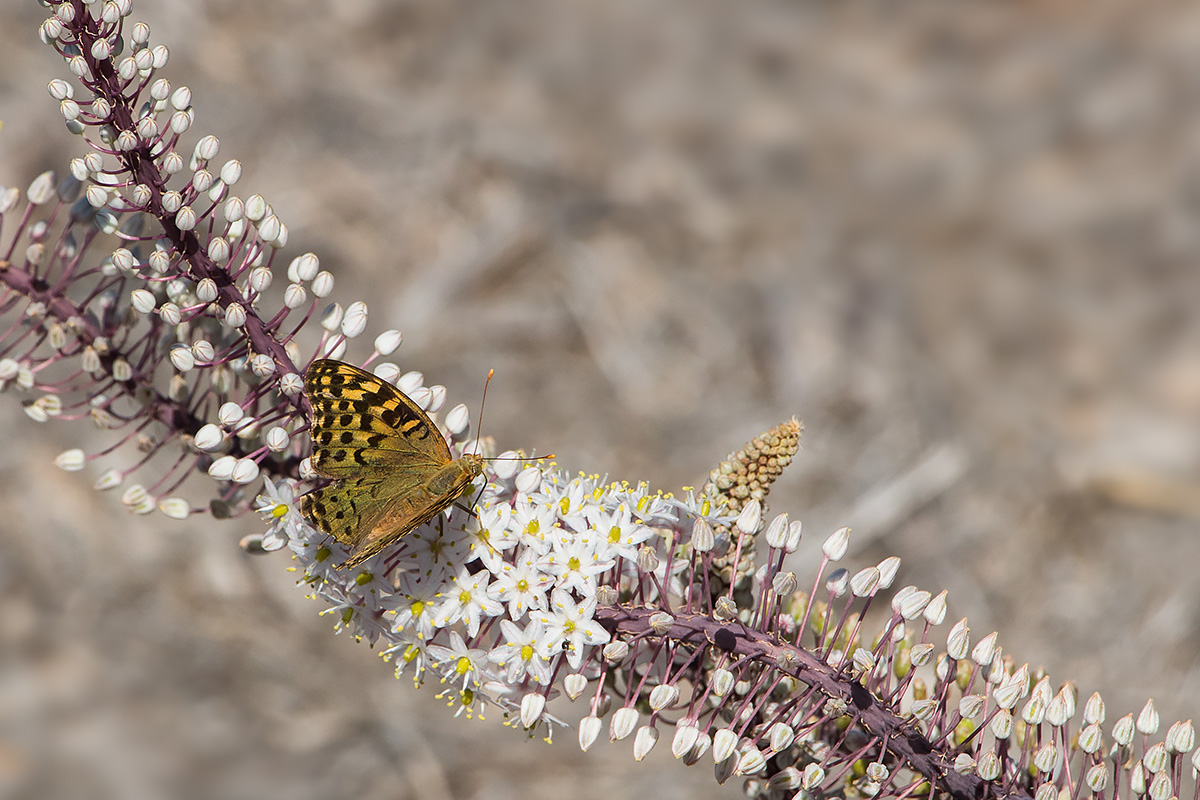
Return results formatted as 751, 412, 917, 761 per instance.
300, 359, 483, 569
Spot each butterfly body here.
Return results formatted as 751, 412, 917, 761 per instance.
301, 359, 484, 569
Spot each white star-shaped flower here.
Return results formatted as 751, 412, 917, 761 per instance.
538, 589, 610, 670
488, 618, 553, 685
433, 566, 503, 637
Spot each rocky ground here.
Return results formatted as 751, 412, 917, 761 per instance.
0, 2, 1198, 798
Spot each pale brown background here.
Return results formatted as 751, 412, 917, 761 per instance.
1, 2, 1199, 799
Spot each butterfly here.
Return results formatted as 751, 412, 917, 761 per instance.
300, 359, 484, 569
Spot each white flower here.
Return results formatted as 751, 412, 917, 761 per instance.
475, 500, 519, 553
385, 581, 443, 641
323, 586, 390, 646
428, 631, 491, 691
492, 551, 553, 618
433, 566, 504, 637
385, 632, 433, 686
587, 503, 655, 561
254, 478, 304, 551
509, 497, 558, 555
287, 518, 345, 577
348, 567, 398, 604
539, 589, 610, 670
393, 523, 472, 585
448, 514, 507, 571
488, 618, 553, 685
546, 534, 615, 596
550, 477, 592, 530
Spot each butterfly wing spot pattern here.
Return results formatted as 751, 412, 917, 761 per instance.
300, 359, 484, 569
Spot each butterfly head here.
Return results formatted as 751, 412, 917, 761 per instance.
460, 452, 485, 480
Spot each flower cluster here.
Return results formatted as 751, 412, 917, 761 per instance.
260, 400, 1200, 800
258, 444, 744, 732
6, 3, 1200, 800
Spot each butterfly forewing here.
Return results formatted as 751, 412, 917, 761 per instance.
300, 359, 485, 569
305, 359, 452, 479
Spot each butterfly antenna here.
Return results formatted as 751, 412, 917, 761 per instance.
473, 369, 494, 450
473, 369, 554, 464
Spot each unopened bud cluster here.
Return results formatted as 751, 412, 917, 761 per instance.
4, 3, 392, 523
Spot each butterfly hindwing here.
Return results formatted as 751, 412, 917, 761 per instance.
300, 477, 395, 551
304, 359, 452, 479
302, 462, 483, 568
351, 463, 480, 566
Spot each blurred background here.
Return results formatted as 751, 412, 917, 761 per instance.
2, 1, 1199, 798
